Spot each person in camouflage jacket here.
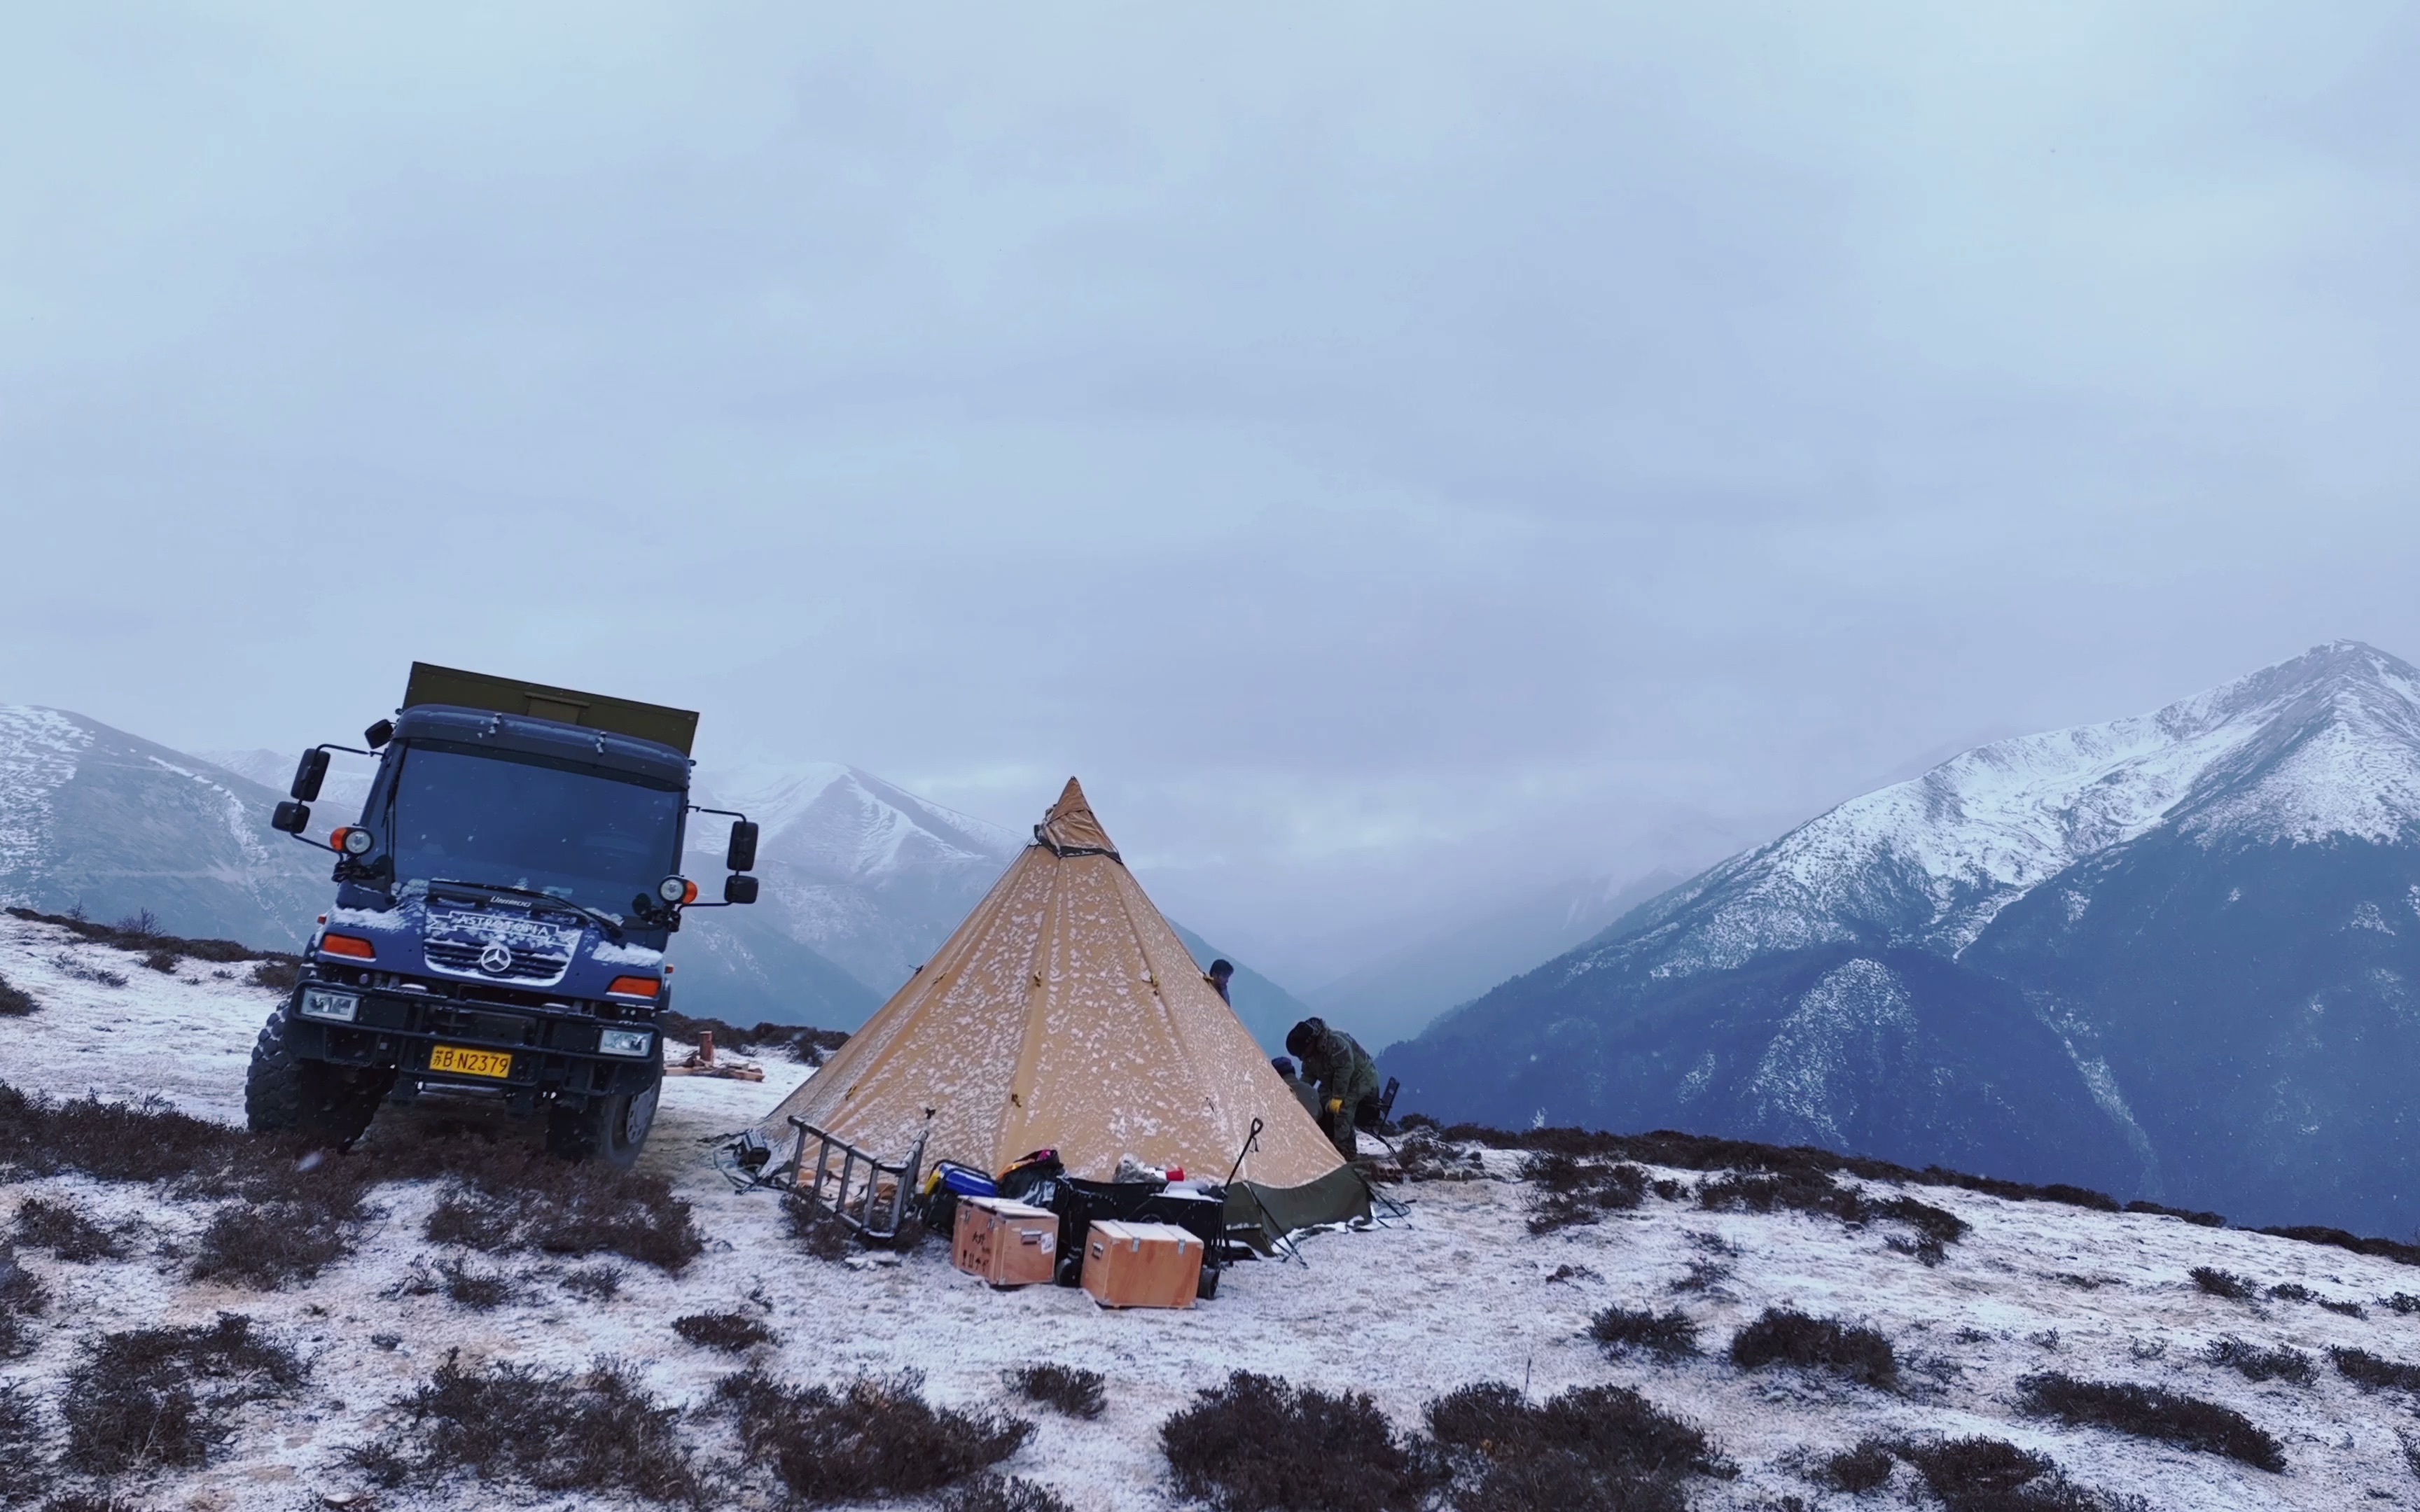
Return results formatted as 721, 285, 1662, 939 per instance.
1286, 1017, 1379, 1159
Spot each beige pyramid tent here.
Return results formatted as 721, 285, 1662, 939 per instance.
756, 778, 1367, 1243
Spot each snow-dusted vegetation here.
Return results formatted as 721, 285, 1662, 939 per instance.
8, 909, 2420, 1509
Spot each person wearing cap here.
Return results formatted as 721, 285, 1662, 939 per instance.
1271, 1056, 1322, 1123
1285, 1017, 1379, 1159
1204, 958, 1235, 1004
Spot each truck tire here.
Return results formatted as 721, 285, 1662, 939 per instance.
244, 1004, 394, 1147
545, 1079, 660, 1170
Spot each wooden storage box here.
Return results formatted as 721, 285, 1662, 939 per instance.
1080, 1219, 1202, 1310
952, 1198, 1059, 1287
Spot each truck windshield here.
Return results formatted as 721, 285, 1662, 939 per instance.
383, 742, 682, 918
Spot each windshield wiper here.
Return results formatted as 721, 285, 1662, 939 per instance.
428, 878, 627, 941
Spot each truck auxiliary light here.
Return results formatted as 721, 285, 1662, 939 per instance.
333, 826, 375, 856
320, 932, 375, 960
606, 975, 660, 999
598, 1028, 653, 1058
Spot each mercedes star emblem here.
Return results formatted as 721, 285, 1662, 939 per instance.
477, 944, 514, 975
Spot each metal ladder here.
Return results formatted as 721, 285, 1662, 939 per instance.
779, 1110, 933, 1242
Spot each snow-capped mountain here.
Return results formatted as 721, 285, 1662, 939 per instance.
687, 763, 1022, 995
1393, 642, 2420, 1234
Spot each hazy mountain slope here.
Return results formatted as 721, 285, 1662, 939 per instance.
0, 706, 329, 947
669, 906, 881, 1028
1393, 642, 2420, 1232
1314, 868, 1688, 1052
199, 746, 376, 819
1167, 922, 1322, 1054
1964, 827, 2420, 1231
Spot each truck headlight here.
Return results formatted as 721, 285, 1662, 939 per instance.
299, 988, 359, 1023
597, 1028, 653, 1058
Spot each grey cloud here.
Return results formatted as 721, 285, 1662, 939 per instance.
4, 3, 2417, 980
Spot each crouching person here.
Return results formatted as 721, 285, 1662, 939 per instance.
1272, 1056, 1321, 1124
1286, 1017, 1379, 1160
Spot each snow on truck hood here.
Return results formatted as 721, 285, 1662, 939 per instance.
324, 890, 665, 982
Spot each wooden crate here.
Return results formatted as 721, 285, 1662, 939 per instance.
1080, 1219, 1202, 1309
952, 1198, 1059, 1287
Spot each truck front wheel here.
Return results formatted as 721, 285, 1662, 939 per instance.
545, 1079, 660, 1170
244, 1004, 394, 1147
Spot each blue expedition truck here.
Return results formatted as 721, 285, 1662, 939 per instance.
247, 663, 759, 1168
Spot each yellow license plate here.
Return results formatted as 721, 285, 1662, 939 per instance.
429, 1044, 513, 1079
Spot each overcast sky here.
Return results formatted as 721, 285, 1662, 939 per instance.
5, 4, 2416, 985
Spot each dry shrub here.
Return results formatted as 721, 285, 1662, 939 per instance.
140, 948, 179, 974
0, 1242, 50, 1359
1391, 1126, 1485, 1182
61, 1314, 305, 1475
1589, 1305, 1701, 1362
1426, 1380, 1726, 1512
1898, 1436, 2115, 1511
249, 958, 300, 990
1729, 1308, 1898, 1390
1009, 1363, 1106, 1419
12, 1196, 127, 1263
784, 1192, 858, 1261
2258, 1223, 2420, 1268
2125, 1199, 2225, 1226
2017, 1373, 2283, 1472
0, 1084, 387, 1288
0, 973, 34, 1018
1522, 1154, 1648, 1235
3, 904, 260, 963
393, 1256, 514, 1311
1816, 1436, 1896, 1492
1698, 1170, 1966, 1262
48, 953, 128, 988
674, 1311, 776, 1352
2331, 1346, 2420, 1395
1430, 1123, 2120, 1218
349, 1351, 699, 1503
0, 1380, 48, 1501
190, 1196, 364, 1288
1162, 1371, 1438, 1512
715, 1365, 1030, 1506
658, 1011, 848, 1064
2205, 1337, 2314, 1386
939, 1475, 1076, 1512
419, 1146, 701, 1273
562, 1262, 627, 1300
2189, 1266, 2255, 1301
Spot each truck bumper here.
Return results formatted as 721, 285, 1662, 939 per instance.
284, 983, 660, 1111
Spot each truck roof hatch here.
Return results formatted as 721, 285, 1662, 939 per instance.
402, 662, 700, 755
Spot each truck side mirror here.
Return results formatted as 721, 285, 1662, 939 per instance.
272, 800, 312, 834
726, 820, 759, 874
723, 874, 759, 905
291, 748, 329, 802
363, 719, 394, 749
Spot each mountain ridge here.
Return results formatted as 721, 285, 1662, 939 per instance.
1396, 641, 2420, 1233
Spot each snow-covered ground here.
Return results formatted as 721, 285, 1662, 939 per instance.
8, 911, 2420, 1509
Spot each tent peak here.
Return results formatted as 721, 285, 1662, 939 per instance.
1036, 776, 1118, 858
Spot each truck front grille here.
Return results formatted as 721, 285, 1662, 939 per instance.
424, 940, 571, 986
